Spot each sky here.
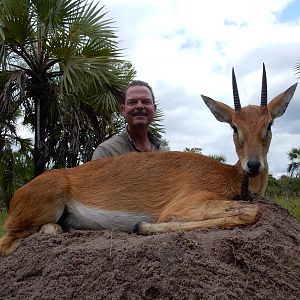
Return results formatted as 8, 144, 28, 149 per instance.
101, 0, 300, 177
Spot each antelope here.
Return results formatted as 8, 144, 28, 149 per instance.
0, 65, 297, 256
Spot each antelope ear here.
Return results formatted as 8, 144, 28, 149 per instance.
268, 83, 298, 119
201, 95, 234, 123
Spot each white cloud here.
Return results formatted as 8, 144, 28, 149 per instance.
103, 0, 300, 175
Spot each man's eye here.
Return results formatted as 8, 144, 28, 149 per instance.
143, 100, 152, 105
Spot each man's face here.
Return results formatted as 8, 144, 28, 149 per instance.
121, 85, 156, 128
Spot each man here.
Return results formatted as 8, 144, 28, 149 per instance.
92, 80, 164, 159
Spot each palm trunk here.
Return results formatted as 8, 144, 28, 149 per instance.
33, 97, 45, 177
32, 77, 51, 177
2, 149, 14, 210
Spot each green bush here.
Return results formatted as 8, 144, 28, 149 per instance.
267, 175, 300, 223
267, 175, 300, 199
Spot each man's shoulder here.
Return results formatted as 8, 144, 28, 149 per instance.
101, 132, 126, 146
92, 130, 132, 160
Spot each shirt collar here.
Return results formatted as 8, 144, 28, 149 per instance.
123, 126, 161, 150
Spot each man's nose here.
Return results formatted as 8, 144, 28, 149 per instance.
136, 100, 144, 108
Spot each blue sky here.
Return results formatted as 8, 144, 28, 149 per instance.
101, 0, 300, 177
279, 0, 300, 22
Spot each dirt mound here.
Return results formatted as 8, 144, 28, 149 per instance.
0, 197, 299, 300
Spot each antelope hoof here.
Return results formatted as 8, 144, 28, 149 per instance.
39, 223, 63, 235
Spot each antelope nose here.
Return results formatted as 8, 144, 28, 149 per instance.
247, 160, 261, 174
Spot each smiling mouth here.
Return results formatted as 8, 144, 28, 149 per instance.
132, 112, 148, 117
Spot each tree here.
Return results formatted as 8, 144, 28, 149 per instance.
160, 139, 170, 151
183, 147, 203, 154
0, 71, 33, 209
287, 147, 300, 178
182, 147, 226, 162
0, 147, 34, 210
208, 154, 226, 163
0, 0, 135, 176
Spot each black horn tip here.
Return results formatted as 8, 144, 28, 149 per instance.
232, 67, 241, 111
261, 63, 268, 106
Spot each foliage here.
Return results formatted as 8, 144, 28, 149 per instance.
260, 175, 300, 223
287, 147, 300, 178
266, 174, 300, 199
0, 0, 137, 176
149, 107, 165, 138
183, 147, 226, 162
294, 59, 300, 78
0, 150, 34, 210
183, 147, 203, 154
208, 154, 226, 163
0, 208, 6, 237
0, 70, 34, 208
160, 139, 170, 151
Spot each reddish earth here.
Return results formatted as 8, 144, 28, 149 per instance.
0, 197, 299, 300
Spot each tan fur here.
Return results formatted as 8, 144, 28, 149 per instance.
0, 82, 297, 255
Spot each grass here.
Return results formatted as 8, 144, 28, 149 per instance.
274, 196, 300, 223
0, 209, 7, 238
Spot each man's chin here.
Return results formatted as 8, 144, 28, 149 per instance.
131, 117, 150, 124
132, 121, 149, 126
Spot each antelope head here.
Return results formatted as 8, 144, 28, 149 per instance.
201, 64, 297, 179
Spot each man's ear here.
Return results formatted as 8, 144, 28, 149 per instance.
154, 104, 157, 111
120, 104, 125, 115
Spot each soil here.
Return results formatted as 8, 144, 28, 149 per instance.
0, 196, 299, 300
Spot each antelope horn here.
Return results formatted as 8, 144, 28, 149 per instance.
232, 68, 241, 111
261, 63, 267, 106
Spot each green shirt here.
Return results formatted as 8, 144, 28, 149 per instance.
92, 128, 163, 160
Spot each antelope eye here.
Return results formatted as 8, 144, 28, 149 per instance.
267, 122, 273, 131
231, 125, 238, 133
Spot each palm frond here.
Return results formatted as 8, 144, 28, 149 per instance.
0, 0, 34, 45
287, 147, 300, 177
293, 60, 300, 78
149, 107, 165, 137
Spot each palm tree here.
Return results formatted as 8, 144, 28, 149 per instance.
0, 74, 33, 209
0, 0, 135, 176
287, 147, 300, 178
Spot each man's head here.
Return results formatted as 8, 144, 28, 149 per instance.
121, 80, 157, 129
124, 80, 155, 103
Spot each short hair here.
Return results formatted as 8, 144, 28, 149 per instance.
124, 80, 155, 103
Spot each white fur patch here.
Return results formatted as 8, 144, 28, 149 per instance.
63, 201, 154, 232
